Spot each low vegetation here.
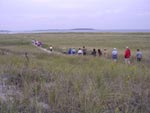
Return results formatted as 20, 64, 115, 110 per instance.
0, 32, 150, 113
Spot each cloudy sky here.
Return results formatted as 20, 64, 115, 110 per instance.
0, 0, 150, 30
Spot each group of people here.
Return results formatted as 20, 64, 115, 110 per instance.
31, 40, 142, 64
67, 46, 87, 55
35, 42, 142, 64
112, 47, 142, 64
66, 46, 142, 64
32, 40, 42, 47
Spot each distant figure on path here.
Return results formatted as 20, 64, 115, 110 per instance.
35, 40, 41, 46
112, 48, 118, 62
77, 48, 83, 55
136, 49, 142, 62
124, 46, 131, 64
32, 40, 36, 45
97, 49, 102, 57
82, 46, 87, 55
37, 41, 42, 46
49, 45, 53, 52
91, 48, 97, 57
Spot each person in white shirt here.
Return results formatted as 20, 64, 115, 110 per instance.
49, 45, 53, 52
77, 48, 83, 55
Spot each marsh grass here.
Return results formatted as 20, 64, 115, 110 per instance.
0, 33, 150, 113
0, 53, 150, 113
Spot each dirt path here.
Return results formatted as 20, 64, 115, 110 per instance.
33, 44, 64, 55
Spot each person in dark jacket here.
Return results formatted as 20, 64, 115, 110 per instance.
97, 49, 102, 57
68, 48, 72, 55
91, 48, 96, 57
136, 49, 142, 62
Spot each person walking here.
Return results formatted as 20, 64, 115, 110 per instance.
112, 48, 118, 62
91, 48, 97, 57
77, 48, 83, 55
136, 49, 142, 62
97, 49, 102, 57
124, 47, 131, 64
49, 45, 53, 52
82, 46, 87, 55
72, 48, 76, 55
68, 48, 72, 55
103, 48, 108, 58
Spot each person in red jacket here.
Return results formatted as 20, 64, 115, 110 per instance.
124, 46, 131, 64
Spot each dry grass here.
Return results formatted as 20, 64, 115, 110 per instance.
0, 32, 150, 113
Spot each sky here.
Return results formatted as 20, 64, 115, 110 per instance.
0, 0, 150, 30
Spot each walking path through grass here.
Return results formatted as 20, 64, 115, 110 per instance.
32, 43, 63, 55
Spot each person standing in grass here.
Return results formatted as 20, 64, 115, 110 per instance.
77, 48, 83, 55
136, 49, 142, 62
68, 48, 72, 55
124, 46, 131, 64
72, 48, 76, 55
91, 48, 97, 57
49, 45, 53, 52
62, 47, 67, 54
97, 49, 102, 57
103, 48, 108, 58
112, 48, 118, 62
82, 46, 87, 55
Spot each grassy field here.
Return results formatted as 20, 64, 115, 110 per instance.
0, 32, 150, 113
